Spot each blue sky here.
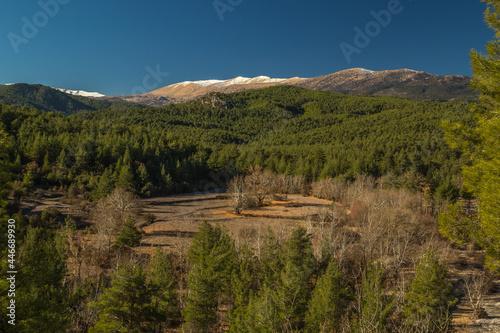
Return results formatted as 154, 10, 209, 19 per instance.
0, 0, 494, 95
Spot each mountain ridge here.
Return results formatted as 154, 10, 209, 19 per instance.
100, 68, 476, 106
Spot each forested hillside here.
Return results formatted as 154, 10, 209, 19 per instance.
0, 86, 473, 201
0, 84, 133, 115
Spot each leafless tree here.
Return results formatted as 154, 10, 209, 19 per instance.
245, 165, 276, 205
228, 175, 248, 214
312, 178, 347, 202
92, 188, 141, 253
462, 271, 490, 319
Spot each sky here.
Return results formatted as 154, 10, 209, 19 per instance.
0, 0, 494, 95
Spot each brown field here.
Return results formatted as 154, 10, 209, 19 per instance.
139, 193, 332, 256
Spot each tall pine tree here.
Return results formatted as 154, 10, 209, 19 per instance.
443, 0, 500, 272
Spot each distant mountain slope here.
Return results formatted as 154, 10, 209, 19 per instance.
0, 84, 129, 114
105, 69, 476, 106
294, 68, 476, 101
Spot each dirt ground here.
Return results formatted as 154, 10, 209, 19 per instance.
139, 193, 332, 256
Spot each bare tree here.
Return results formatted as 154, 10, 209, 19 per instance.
92, 188, 141, 253
228, 175, 248, 214
462, 271, 490, 319
245, 166, 276, 205
312, 178, 347, 202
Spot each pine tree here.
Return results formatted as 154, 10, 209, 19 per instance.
438, 202, 481, 246
15, 228, 71, 332
116, 164, 136, 192
112, 218, 142, 250
22, 164, 35, 188
41, 152, 51, 174
305, 259, 350, 333
229, 245, 258, 332
94, 167, 115, 200
184, 222, 237, 332
235, 227, 317, 332
442, 0, 500, 272
150, 247, 179, 328
356, 262, 395, 333
278, 227, 317, 328
0, 130, 9, 218
403, 246, 457, 332
90, 264, 164, 333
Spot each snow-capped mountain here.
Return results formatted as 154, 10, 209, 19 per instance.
110, 69, 472, 106
166, 75, 297, 90
54, 88, 105, 98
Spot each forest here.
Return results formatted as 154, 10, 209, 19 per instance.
1, 2, 500, 331
0, 85, 474, 202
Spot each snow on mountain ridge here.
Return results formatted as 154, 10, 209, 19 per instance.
168, 76, 289, 89
55, 88, 105, 98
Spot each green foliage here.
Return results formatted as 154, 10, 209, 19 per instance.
0, 129, 9, 218
438, 203, 480, 246
90, 264, 164, 333
403, 246, 457, 332
149, 247, 179, 327
13, 227, 70, 332
305, 259, 350, 333
442, 0, 500, 272
112, 218, 142, 250
116, 164, 136, 192
356, 262, 395, 332
229, 245, 259, 332
278, 227, 317, 325
231, 227, 317, 332
184, 222, 237, 332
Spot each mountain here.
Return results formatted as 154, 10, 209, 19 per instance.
101, 76, 304, 106
0, 83, 127, 115
54, 88, 105, 98
294, 68, 476, 101
104, 68, 476, 106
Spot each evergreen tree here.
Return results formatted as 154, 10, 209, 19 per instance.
443, 0, 500, 272
277, 227, 317, 328
116, 164, 136, 192
184, 222, 237, 332
305, 259, 350, 333
356, 262, 395, 333
94, 167, 115, 200
90, 264, 164, 333
229, 245, 259, 333
150, 247, 180, 328
22, 164, 35, 188
0, 129, 9, 218
41, 152, 51, 175
403, 246, 457, 332
112, 218, 142, 250
15, 228, 71, 332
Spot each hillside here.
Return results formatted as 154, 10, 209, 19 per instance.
295, 68, 476, 101
0, 84, 132, 115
